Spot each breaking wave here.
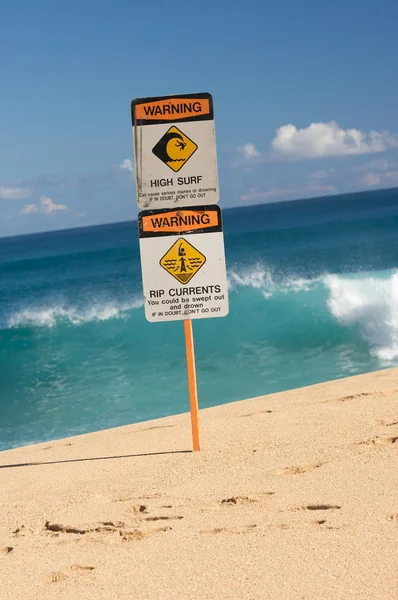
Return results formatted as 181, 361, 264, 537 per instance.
228, 264, 398, 364
4, 263, 398, 365
6, 298, 143, 329
325, 272, 398, 362
228, 265, 317, 297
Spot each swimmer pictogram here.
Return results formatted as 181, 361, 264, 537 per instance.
159, 238, 206, 284
152, 126, 198, 173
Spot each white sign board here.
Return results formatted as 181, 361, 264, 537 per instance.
139, 206, 228, 322
132, 93, 219, 209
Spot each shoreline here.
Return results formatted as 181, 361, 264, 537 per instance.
0, 366, 394, 456
1, 368, 397, 599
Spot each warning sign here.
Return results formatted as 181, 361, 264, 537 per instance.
131, 92, 219, 209
138, 206, 228, 322
152, 126, 198, 173
160, 239, 206, 284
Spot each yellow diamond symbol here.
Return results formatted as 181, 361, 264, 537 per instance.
160, 238, 206, 284
152, 126, 198, 173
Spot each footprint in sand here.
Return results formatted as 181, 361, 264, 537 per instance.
49, 572, 69, 583
122, 502, 182, 522
44, 517, 174, 544
127, 504, 148, 514
290, 504, 341, 512
113, 496, 139, 503
45, 520, 128, 535
120, 526, 171, 541
280, 463, 326, 475
200, 494, 275, 514
48, 565, 95, 584
220, 496, 257, 506
119, 530, 145, 541
378, 420, 398, 427
144, 515, 183, 521
336, 390, 398, 402
219, 493, 275, 507
200, 524, 257, 535
12, 525, 32, 537
239, 410, 273, 418
337, 392, 374, 402
362, 436, 398, 446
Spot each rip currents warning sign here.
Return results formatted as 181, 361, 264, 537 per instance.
138, 206, 228, 322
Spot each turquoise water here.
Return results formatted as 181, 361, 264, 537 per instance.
1, 187, 398, 450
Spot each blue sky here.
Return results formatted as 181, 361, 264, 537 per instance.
1, 0, 398, 236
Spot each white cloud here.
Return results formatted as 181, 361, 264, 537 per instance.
20, 203, 38, 215
40, 196, 67, 215
271, 121, 398, 160
236, 143, 261, 161
0, 186, 32, 200
18, 197, 68, 218
362, 171, 398, 187
119, 159, 134, 172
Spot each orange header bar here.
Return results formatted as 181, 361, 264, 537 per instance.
135, 98, 210, 121
141, 209, 219, 234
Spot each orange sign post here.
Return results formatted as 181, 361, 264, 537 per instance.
184, 320, 200, 451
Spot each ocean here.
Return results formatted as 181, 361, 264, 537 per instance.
1, 187, 398, 451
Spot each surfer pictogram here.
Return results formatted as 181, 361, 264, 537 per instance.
159, 238, 206, 284
152, 126, 198, 173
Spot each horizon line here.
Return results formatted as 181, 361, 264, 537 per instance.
1, 185, 397, 242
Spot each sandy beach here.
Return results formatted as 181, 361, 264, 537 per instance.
1, 368, 397, 599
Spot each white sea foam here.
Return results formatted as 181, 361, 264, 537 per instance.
7, 298, 143, 329
228, 264, 398, 364
227, 265, 318, 296
324, 271, 398, 362
228, 265, 274, 291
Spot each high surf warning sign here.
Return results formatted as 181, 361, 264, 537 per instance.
131, 93, 219, 209
138, 206, 228, 322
